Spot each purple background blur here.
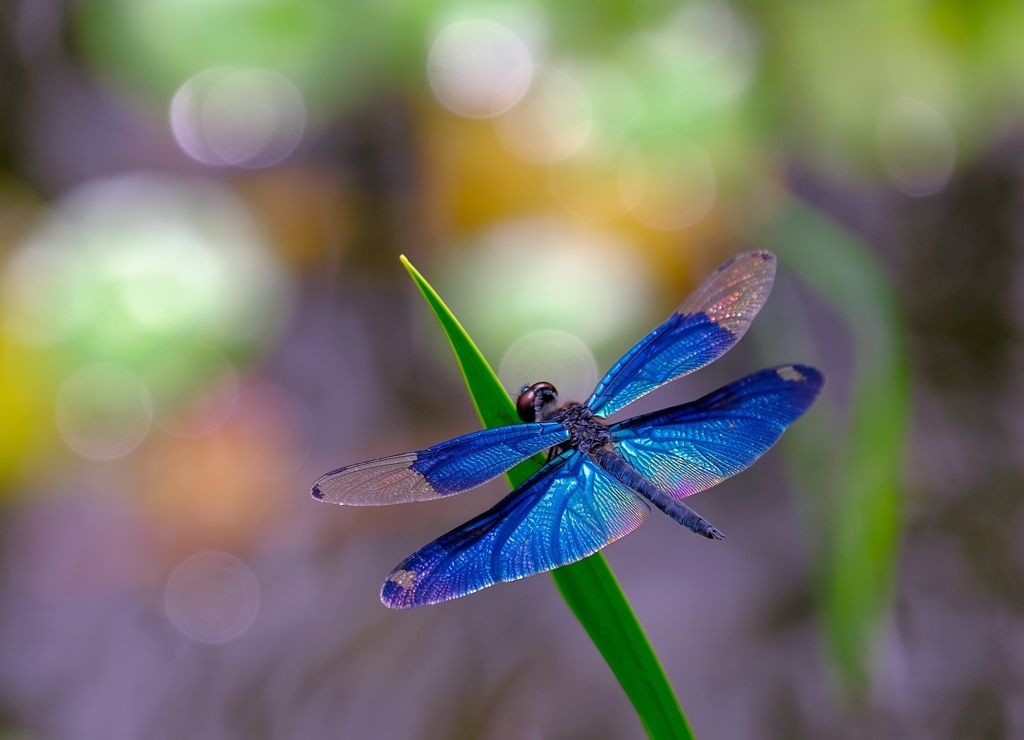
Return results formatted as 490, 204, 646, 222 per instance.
1, 0, 1023, 738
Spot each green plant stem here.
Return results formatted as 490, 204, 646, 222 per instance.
401, 255, 695, 740
752, 197, 908, 698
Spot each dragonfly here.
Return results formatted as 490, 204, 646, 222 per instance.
311, 251, 824, 609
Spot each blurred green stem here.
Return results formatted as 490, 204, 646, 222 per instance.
401, 255, 695, 740
752, 196, 909, 698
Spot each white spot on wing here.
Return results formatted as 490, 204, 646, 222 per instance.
388, 569, 417, 590
776, 365, 805, 383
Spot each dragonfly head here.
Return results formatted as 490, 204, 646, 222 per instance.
516, 382, 559, 422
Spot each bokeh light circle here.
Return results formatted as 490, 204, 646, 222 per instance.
171, 68, 306, 168
232, 384, 312, 482
440, 216, 653, 360
619, 134, 717, 230
1, 173, 289, 360
876, 98, 956, 197
427, 20, 533, 118
499, 330, 599, 404
1, 231, 87, 346
165, 551, 260, 643
493, 67, 591, 163
148, 345, 240, 438
55, 364, 152, 461
670, 0, 739, 68
547, 123, 633, 220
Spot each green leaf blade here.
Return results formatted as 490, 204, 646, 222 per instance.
753, 199, 909, 698
400, 255, 695, 740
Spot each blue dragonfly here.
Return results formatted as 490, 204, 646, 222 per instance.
311, 251, 824, 608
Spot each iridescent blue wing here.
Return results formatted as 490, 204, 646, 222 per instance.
586, 251, 776, 418
311, 422, 569, 505
381, 451, 649, 608
611, 365, 824, 500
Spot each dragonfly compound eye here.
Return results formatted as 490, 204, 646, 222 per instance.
516, 387, 537, 422
517, 382, 558, 422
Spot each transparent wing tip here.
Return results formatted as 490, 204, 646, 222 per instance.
679, 250, 778, 323
715, 250, 775, 275
734, 249, 774, 263
728, 250, 776, 284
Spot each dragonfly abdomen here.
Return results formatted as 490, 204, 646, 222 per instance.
589, 447, 724, 540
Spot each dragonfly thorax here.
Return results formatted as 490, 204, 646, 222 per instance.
549, 402, 611, 455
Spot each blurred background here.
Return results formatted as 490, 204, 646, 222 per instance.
0, 0, 1021, 737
